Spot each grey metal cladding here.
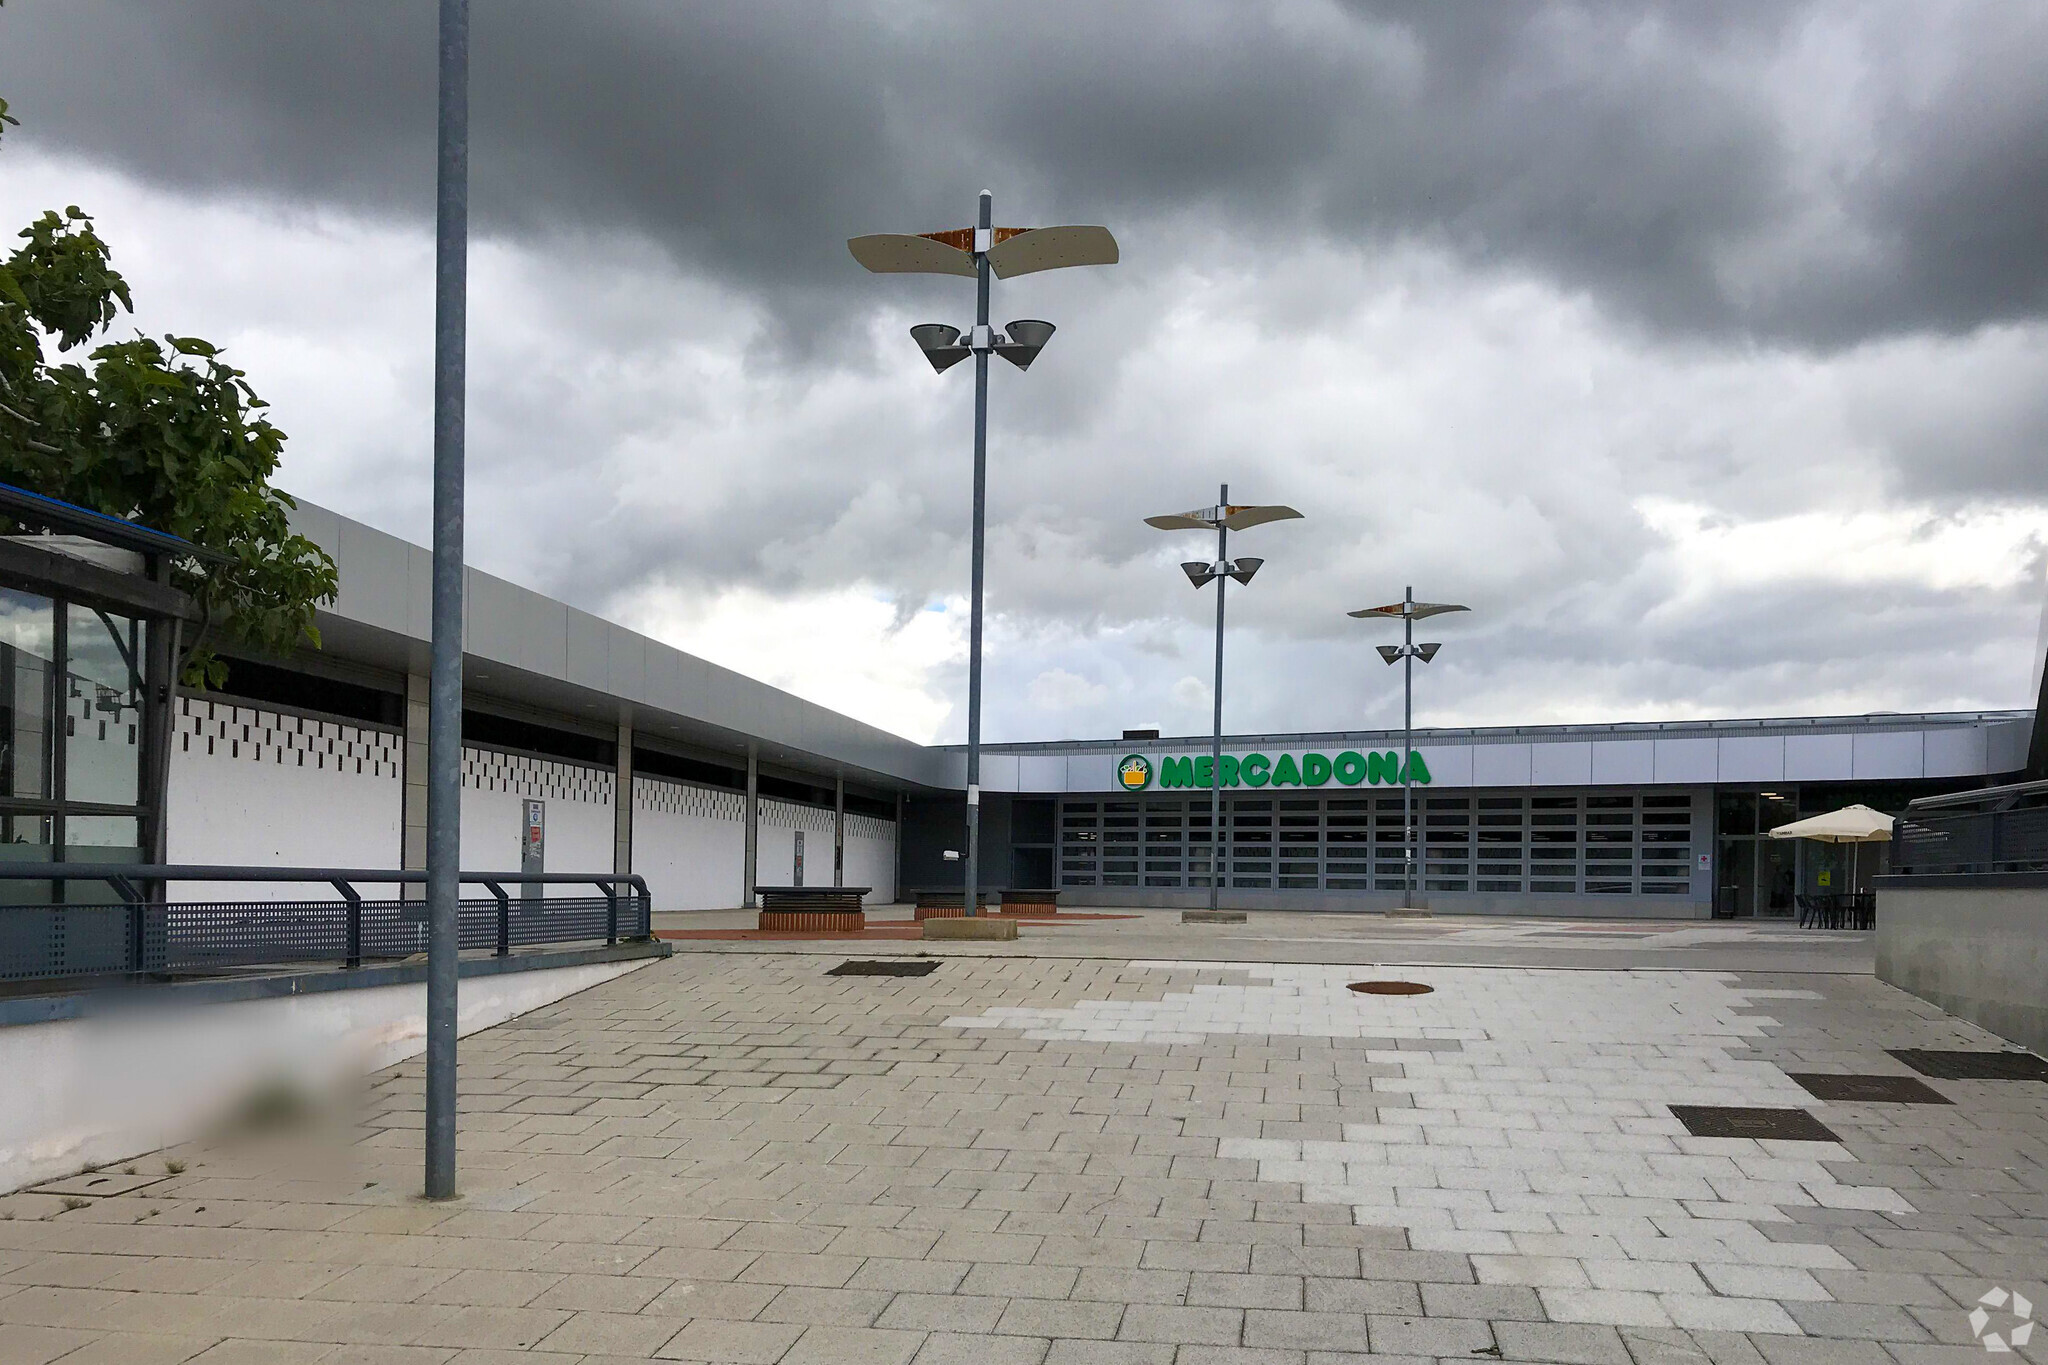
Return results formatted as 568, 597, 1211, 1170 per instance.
290, 500, 947, 787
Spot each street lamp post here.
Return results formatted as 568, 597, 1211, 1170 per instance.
1349, 588, 1468, 913
1147, 493, 1302, 912
424, 0, 468, 1201
851, 196, 1116, 914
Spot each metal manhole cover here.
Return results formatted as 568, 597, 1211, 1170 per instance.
1887, 1049, 2048, 1082
1348, 981, 1433, 996
1787, 1073, 1952, 1105
1668, 1106, 1840, 1141
827, 960, 939, 977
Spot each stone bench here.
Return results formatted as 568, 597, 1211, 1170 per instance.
756, 886, 868, 932
912, 888, 1061, 920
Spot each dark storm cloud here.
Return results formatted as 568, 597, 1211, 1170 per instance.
5, 0, 2046, 348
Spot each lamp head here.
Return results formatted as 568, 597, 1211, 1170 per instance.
1180, 561, 1219, 588
909, 323, 971, 374
1225, 557, 1263, 585
1416, 642, 1442, 662
995, 319, 1056, 370
1375, 645, 1402, 666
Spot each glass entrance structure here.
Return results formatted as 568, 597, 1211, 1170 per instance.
1058, 788, 1705, 897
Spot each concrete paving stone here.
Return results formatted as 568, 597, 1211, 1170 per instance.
35, 1333, 221, 1365
1068, 1268, 1193, 1305
654, 1316, 807, 1363
642, 1276, 783, 1317
960, 1261, 1081, 1298
782, 1324, 929, 1365
1658, 1295, 1801, 1334
911, 1332, 1053, 1365
1749, 1339, 1898, 1365
319, 1345, 464, 1364
417, 1267, 563, 1307
1697, 1265, 1831, 1302
1114, 1303, 1244, 1344
531, 1307, 689, 1355
182, 1343, 337, 1365
1421, 1281, 1549, 1320
877, 1291, 1009, 1332
1300, 1277, 1422, 1315
1186, 1271, 1303, 1309
1492, 1320, 1637, 1365
1242, 1309, 1371, 1352
998, 1296, 1127, 1339
759, 1284, 897, 1325
1541, 1289, 1675, 1329
1041, 1343, 1177, 1365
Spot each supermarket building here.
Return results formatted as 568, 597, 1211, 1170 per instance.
4, 495, 2033, 920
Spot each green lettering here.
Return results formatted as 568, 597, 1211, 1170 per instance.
1241, 753, 1271, 787
1334, 751, 1367, 785
1160, 756, 1195, 789
1367, 750, 1401, 785
1402, 751, 1432, 785
1302, 752, 1332, 786
1272, 753, 1302, 786
1219, 755, 1241, 786
1194, 755, 1215, 788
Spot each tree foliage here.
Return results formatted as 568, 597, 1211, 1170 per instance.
0, 94, 338, 688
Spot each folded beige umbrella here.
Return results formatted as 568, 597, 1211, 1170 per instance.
1768, 804, 1894, 894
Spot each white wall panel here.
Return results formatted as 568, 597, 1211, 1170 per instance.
1069, 752, 1118, 792
978, 754, 1021, 793
1922, 726, 1990, 780
459, 748, 614, 897
167, 699, 402, 902
1716, 737, 1785, 784
1530, 743, 1593, 786
632, 778, 745, 910
1853, 730, 1924, 779
1415, 744, 1473, 788
1989, 720, 2031, 775
1019, 756, 1068, 793
842, 812, 897, 902
756, 798, 836, 887
1784, 734, 1853, 781
1591, 740, 1655, 785
1653, 739, 1717, 784
1471, 744, 1532, 787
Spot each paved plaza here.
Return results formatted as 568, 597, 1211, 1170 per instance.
2, 914, 2044, 1365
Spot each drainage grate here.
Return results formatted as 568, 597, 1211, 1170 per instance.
1787, 1073, 1952, 1105
1887, 1049, 2048, 1081
827, 959, 938, 978
1668, 1105, 1840, 1141
1348, 980, 1434, 996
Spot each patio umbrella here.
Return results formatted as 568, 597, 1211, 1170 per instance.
1768, 804, 1895, 892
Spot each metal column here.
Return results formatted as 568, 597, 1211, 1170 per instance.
423, 0, 468, 1202
743, 745, 758, 908
962, 190, 993, 917
614, 721, 633, 877
833, 775, 845, 887
1209, 482, 1227, 914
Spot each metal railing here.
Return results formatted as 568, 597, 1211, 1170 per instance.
0, 864, 652, 986
1890, 808, 2048, 876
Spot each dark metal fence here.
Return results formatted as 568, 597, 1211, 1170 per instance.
0, 865, 651, 985
1890, 808, 2048, 875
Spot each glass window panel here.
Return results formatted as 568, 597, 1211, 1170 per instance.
1717, 793, 1757, 836
1643, 794, 1692, 808
0, 590, 57, 802
1642, 881, 1690, 893
1642, 812, 1692, 825
1477, 797, 1523, 810
64, 605, 143, 807
1477, 879, 1522, 891
1586, 796, 1632, 809
1531, 796, 1578, 809
1103, 801, 1139, 812
1531, 813, 1577, 826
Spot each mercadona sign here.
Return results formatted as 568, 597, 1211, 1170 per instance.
1115, 751, 1431, 792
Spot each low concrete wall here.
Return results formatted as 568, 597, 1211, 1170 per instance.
0, 949, 660, 1194
1876, 876, 2048, 1056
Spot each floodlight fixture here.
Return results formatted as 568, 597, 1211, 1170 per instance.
1147, 483, 1302, 913
852, 193, 1116, 916
1350, 586, 1471, 912
909, 324, 970, 373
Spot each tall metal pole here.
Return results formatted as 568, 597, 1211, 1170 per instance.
1402, 584, 1415, 911
424, 0, 468, 1201
1210, 482, 1227, 913
962, 190, 993, 917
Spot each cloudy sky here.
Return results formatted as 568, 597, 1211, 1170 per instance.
5, 1, 2047, 744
